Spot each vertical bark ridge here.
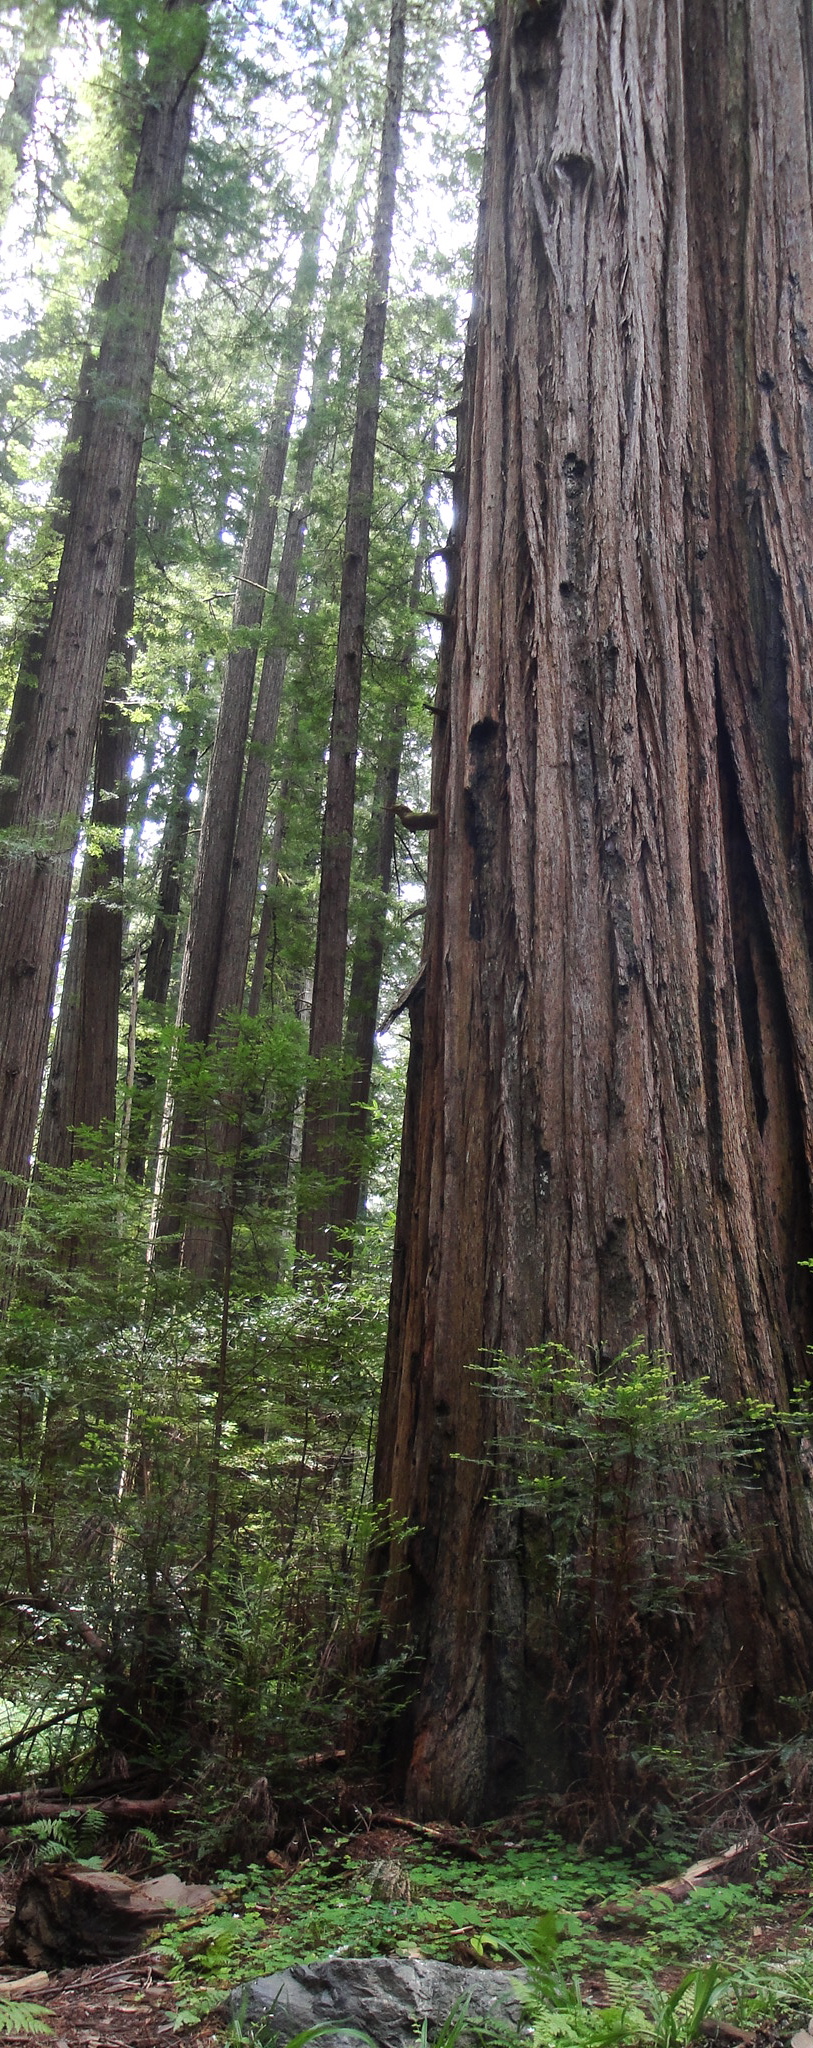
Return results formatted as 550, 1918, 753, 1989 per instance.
375, 0, 813, 1820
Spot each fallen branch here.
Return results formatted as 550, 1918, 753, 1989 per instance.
1, 1596, 110, 1665
294, 1748, 347, 1771
0, 1702, 94, 1759
368, 1811, 485, 1858
0, 1795, 180, 1823
652, 1840, 752, 1903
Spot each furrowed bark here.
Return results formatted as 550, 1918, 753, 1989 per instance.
37, 530, 136, 1170
375, 0, 813, 1821
297, 0, 408, 1262
0, 298, 109, 829
0, 0, 207, 1245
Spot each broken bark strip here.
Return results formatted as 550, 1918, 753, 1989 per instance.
0, 0, 208, 1248
297, 0, 408, 1263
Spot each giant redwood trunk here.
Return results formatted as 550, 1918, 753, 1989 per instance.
0, 0, 206, 1242
374, 0, 813, 1820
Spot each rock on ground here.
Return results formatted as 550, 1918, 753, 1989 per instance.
232, 1955, 529, 2046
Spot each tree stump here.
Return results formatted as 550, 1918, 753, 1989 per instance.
5, 1868, 213, 1968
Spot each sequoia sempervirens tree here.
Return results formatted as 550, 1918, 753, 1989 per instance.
374, 0, 813, 1820
0, 0, 207, 1238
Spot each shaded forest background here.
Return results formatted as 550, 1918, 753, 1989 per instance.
0, 0, 484, 1797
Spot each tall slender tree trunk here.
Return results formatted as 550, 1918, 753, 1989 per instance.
0, 299, 109, 828
177, 171, 368, 1276
0, 0, 63, 227
126, 706, 202, 1183
37, 531, 136, 1169
333, 515, 430, 1252
211, 158, 367, 1034
297, 0, 408, 1261
0, 0, 207, 1243
174, 58, 352, 1063
374, 0, 813, 1822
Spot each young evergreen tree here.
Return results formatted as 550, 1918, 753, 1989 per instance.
0, 0, 208, 1243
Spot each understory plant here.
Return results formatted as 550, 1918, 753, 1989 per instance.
477, 1342, 776, 1809
0, 1038, 402, 1784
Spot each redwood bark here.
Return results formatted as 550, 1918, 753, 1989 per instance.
297, 0, 408, 1260
37, 532, 136, 1169
375, 0, 813, 1820
0, 0, 207, 1240
0, 302, 107, 829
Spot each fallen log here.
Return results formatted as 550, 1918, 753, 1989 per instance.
0, 1794, 180, 1822
5, 1867, 214, 1969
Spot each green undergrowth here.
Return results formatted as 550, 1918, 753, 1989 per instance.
144, 1824, 813, 2040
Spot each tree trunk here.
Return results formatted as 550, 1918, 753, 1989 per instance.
0, 0, 63, 227
0, 299, 108, 829
177, 171, 368, 1276
174, 58, 352, 1062
374, 0, 813, 1822
37, 531, 136, 1170
210, 157, 367, 1034
333, 517, 430, 1252
125, 705, 202, 1183
297, 0, 408, 1262
0, 0, 207, 1243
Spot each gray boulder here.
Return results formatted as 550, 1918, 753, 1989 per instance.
232, 1954, 529, 2046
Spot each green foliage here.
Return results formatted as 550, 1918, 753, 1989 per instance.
474, 1343, 758, 1787
8, 1804, 105, 1867
147, 1824, 813, 2048
0, 2003, 52, 2038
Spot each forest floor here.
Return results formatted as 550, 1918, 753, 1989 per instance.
2, 1803, 813, 2045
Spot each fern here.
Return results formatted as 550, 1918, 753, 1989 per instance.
0, 1999, 52, 2036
